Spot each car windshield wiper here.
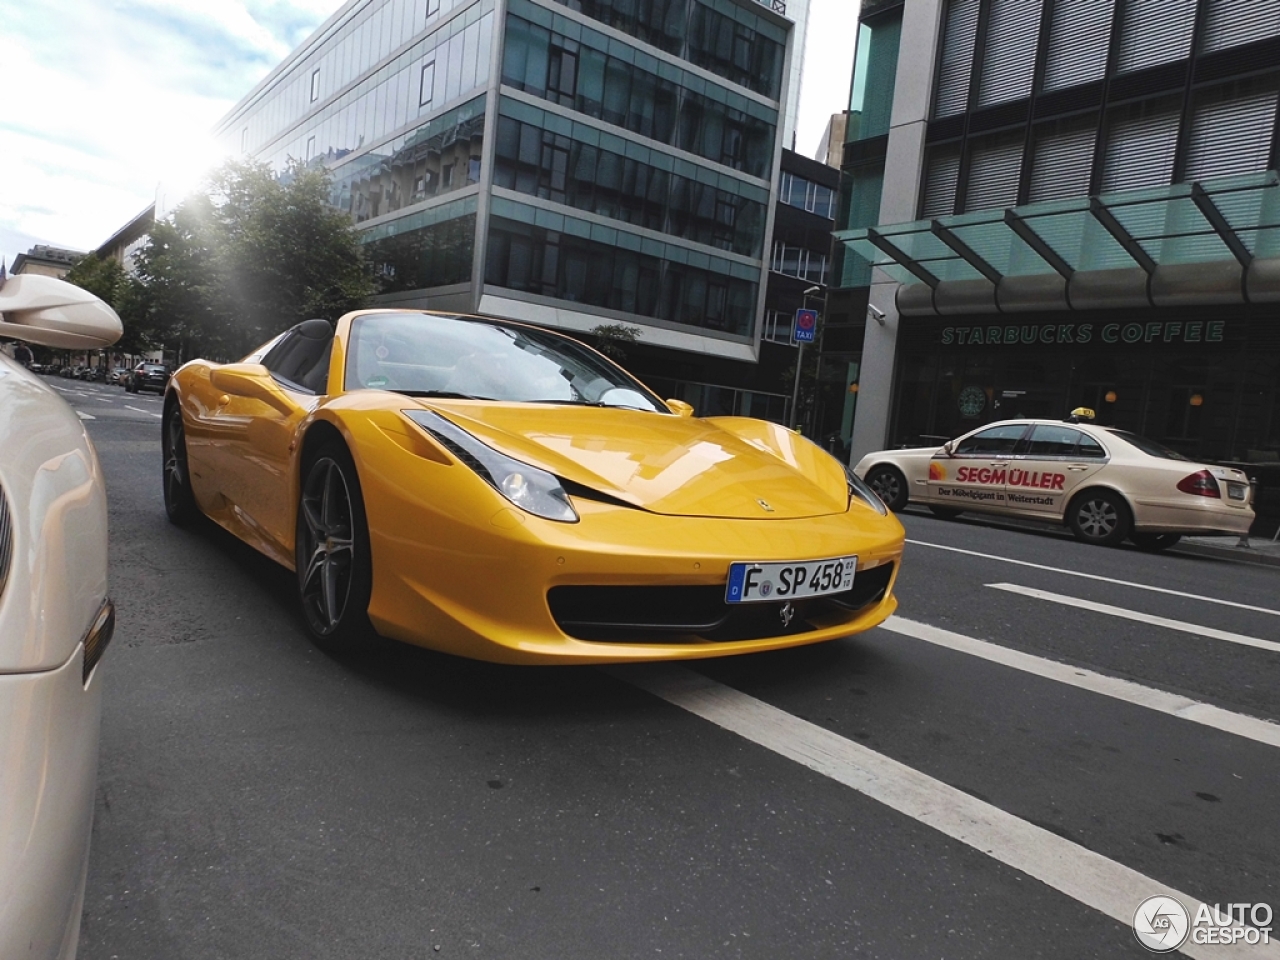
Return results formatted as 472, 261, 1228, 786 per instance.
395, 389, 495, 401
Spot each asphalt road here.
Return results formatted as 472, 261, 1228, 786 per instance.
56, 377, 1280, 960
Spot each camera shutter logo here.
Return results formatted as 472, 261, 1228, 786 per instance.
1133, 896, 1190, 952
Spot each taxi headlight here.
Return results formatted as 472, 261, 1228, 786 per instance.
845, 466, 888, 516
403, 410, 578, 523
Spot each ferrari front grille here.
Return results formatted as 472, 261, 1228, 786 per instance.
548, 563, 895, 644
0, 482, 11, 604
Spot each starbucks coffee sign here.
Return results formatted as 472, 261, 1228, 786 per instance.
940, 320, 1226, 347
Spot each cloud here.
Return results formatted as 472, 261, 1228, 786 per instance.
0, 0, 331, 268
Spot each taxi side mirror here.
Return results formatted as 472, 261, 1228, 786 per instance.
665, 398, 694, 417
941, 440, 956, 457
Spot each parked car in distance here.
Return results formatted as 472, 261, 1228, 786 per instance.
108, 367, 131, 385
855, 415, 1254, 550
0, 271, 122, 960
126, 362, 170, 394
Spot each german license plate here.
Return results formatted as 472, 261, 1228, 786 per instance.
725, 556, 855, 604
1227, 482, 1247, 501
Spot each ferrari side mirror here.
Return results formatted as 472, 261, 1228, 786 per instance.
665, 398, 694, 417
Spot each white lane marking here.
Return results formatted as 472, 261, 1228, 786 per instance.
124, 405, 163, 418
988, 583, 1280, 655
615, 664, 1275, 960
907, 539, 1280, 618
883, 616, 1280, 749
75, 411, 96, 420
94, 396, 113, 402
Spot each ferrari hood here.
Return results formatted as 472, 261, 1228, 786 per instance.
415, 403, 851, 519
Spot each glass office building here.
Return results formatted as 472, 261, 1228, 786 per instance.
830, 0, 1280, 481
213, 0, 799, 401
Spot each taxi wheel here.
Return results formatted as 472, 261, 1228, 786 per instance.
1067, 489, 1131, 546
295, 442, 377, 655
929, 506, 964, 520
1131, 532, 1181, 552
866, 466, 909, 512
162, 401, 198, 526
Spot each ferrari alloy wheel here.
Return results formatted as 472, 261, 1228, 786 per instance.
1131, 532, 1182, 552
865, 466, 909, 513
1068, 489, 1131, 546
296, 442, 375, 654
162, 401, 198, 526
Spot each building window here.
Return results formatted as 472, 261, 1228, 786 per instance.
934, 0, 979, 119
977, 0, 1042, 108
1043, 0, 1115, 92
1116, 0, 1196, 74
763, 310, 798, 345
920, 146, 961, 218
310, 68, 321, 103
420, 61, 436, 106
779, 172, 836, 219
306, 135, 316, 162
1028, 119, 1096, 202
1201, 0, 1280, 53
1184, 82, 1279, 182
1101, 99, 1180, 193
964, 134, 1023, 211
241, 127, 249, 153
770, 242, 828, 284
848, 9, 902, 142
426, 0, 440, 18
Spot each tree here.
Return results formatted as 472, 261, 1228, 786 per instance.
588, 323, 642, 362
63, 254, 154, 356
131, 158, 375, 361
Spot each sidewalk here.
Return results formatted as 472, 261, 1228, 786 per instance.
1178, 533, 1280, 568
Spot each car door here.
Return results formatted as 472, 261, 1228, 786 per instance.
1004, 424, 1108, 519
928, 423, 1031, 511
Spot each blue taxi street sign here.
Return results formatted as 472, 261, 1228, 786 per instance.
793, 308, 818, 344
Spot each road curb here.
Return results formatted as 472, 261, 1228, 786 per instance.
1173, 541, 1280, 569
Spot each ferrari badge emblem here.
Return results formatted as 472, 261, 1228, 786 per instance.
757, 498, 774, 512
779, 602, 795, 627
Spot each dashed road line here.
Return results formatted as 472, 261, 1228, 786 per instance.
987, 583, 1280, 654
615, 664, 1276, 960
76, 411, 96, 420
124, 405, 163, 418
882, 615, 1280, 749
907, 539, 1280, 618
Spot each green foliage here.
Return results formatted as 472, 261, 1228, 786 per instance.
588, 323, 642, 362
131, 158, 375, 361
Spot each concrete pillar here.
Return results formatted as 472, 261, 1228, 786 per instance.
849, 0, 945, 463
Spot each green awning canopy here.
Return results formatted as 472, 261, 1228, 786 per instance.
835, 170, 1280, 315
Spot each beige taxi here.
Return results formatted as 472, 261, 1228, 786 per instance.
854, 418, 1254, 550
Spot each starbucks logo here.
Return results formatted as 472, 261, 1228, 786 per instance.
958, 385, 987, 418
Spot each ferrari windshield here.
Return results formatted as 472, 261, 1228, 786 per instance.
345, 312, 666, 411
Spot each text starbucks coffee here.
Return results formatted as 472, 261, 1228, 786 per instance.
940, 320, 1226, 347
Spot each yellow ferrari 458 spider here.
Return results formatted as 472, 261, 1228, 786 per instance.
163, 310, 904, 663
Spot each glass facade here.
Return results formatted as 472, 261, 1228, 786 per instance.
847, 8, 901, 143
485, 198, 758, 335
330, 96, 486, 222
547, 0, 786, 99
502, 0, 776, 178
493, 97, 767, 256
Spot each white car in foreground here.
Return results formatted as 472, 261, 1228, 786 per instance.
855, 417, 1254, 550
0, 273, 121, 958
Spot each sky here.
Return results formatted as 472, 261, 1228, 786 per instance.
0, 0, 858, 272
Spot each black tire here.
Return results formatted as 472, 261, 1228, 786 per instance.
295, 441, 377, 655
929, 505, 964, 520
1067, 489, 1131, 546
865, 465, 909, 513
1131, 532, 1181, 552
162, 401, 199, 525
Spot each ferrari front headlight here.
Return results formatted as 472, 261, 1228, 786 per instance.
845, 465, 888, 516
403, 410, 578, 523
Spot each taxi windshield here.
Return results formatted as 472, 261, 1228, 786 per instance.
1104, 429, 1191, 461
344, 312, 666, 412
